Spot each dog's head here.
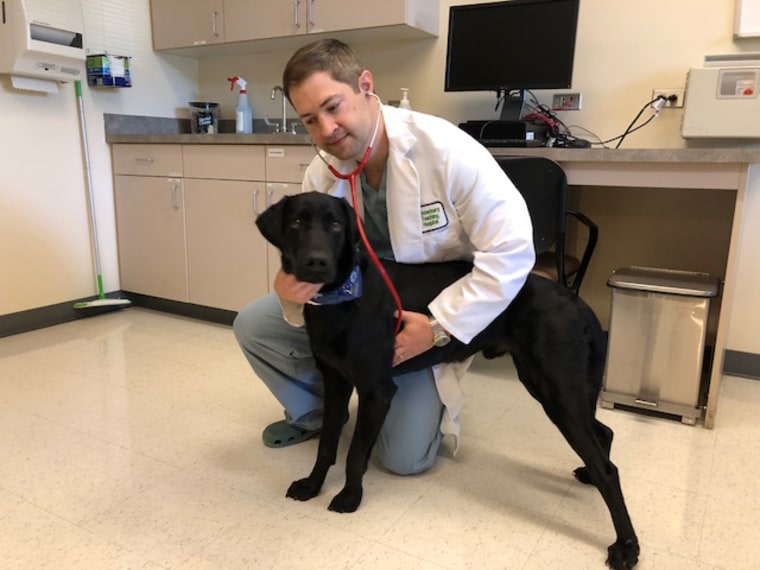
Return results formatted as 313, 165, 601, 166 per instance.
256, 192, 360, 286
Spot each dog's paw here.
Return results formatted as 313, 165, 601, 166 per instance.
327, 486, 363, 513
606, 537, 640, 569
573, 466, 595, 485
286, 477, 321, 501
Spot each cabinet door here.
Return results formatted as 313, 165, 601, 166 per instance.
184, 179, 269, 311
263, 183, 301, 292
151, 0, 224, 50
225, 0, 305, 42
114, 175, 188, 301
308, 0, 410, 33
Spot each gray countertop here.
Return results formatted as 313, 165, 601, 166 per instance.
104, 114, 760, 164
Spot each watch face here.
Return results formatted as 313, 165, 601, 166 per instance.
434, 334, 451, 347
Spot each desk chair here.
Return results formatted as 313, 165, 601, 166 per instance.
496, 156, 598, 294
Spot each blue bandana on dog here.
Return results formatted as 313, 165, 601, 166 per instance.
307, 266, 363, 305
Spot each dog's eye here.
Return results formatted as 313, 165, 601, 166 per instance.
331, 221, 342, 232
290, 218, 302, 229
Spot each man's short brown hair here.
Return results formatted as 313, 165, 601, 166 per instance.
282, 39, 364, 101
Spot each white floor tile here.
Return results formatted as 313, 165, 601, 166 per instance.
1, 308, 759, 569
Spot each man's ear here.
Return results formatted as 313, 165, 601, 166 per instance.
255, 195, 289, 249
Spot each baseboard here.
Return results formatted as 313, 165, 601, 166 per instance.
723, 350, 760, 380
3, 299, 760, 381
124, 293, 236, 326
0, 292, 235, 338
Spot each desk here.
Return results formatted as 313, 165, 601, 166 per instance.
489, 147, 760, 428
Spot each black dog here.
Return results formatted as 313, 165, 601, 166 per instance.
256, 191, 639, 569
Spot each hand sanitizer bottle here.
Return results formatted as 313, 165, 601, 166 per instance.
399, 88, 412, 110
228, 76, 253, 134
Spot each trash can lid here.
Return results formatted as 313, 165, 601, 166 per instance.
607, 266, 720, 297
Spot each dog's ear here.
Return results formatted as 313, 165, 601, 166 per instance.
255, 195, 288, 249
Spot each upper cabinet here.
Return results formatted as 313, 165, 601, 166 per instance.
225, 0, 438, 43
151, 0, 438, 53
151, 0, 225, 50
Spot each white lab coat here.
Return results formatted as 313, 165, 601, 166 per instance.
292, 104, 535, 450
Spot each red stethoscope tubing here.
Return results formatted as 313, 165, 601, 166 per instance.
328, 147, 403, 335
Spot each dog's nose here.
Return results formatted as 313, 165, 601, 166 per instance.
304, 252, 330, 271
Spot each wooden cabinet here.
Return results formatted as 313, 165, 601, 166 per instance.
224, 0, 303, 42
157, 0, 438, 49
112, 144, 188, 301
263, 145, 312, 283
112, 143, 312, 312
182, 145, 268, 311
150, 0, 224, 50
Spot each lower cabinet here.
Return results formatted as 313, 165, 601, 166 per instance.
113, 174, 189, 302
112, 143, 309, 313
184, 178, 268, 311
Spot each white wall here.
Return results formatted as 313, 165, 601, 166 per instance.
2, 0, 759, 356
0, 0, 196, 315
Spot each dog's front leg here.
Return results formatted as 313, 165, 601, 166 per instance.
287, 368, 352, 502
328, 379, 397, 513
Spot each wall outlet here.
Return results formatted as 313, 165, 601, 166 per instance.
552, 92, 582, 110
651, 88, 685, 108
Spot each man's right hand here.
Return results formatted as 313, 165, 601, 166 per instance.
273, 269, 324, 304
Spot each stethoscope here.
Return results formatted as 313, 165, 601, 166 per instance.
310, 94, 403, 334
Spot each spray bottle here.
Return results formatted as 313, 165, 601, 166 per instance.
228, 76, 253, 134
399, 87, 412, 110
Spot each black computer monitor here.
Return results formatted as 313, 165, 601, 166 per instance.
445, 0, 580, 121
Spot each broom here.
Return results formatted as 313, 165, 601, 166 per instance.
73, 79, 131, 313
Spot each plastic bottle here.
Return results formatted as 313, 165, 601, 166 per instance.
399, 87, 412, 110
228, 76, 253, 134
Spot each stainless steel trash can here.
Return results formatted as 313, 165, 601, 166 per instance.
600, 266, 720, 425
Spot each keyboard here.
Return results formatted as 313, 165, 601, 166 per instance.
478, 138, 545, 148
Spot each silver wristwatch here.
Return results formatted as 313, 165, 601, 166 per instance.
429, 317, 451, 347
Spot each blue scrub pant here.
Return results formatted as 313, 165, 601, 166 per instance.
233, 293, 444, 475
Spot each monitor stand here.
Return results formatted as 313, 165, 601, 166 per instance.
498, 89, 528, 121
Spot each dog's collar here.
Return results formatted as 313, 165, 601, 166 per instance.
307, 266, 362, 306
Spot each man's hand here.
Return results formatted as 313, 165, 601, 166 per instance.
274, 269, 323, 304
392, 310, 435, 366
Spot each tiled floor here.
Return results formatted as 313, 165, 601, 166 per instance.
1, 307, 758, 569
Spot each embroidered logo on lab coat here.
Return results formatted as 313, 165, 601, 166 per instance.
421, 201, 449, 233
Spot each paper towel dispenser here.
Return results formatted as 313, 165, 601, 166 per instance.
0, 0, 85, 83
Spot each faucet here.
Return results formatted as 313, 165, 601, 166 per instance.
271, 85, 287, 133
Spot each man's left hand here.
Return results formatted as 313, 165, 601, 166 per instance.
392, 310, 434, 367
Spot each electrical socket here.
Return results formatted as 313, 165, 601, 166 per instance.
552, 92, 582, 110
651, 88, 685, 108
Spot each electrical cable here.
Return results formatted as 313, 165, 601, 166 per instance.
614, 96, 665, 149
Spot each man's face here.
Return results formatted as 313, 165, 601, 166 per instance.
289, 70, 373, 161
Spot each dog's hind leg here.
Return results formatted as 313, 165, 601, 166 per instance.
573, 419, 614, 485
512, 355, 638, 569
328, 380, 397, 513
556, 416, 639, 569
287, 367, 352, 502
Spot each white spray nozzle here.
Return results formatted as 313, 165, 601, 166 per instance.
227, 76, 247, 92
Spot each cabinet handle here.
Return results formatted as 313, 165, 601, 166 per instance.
134, 157, 154, 164
170, 181, 180, 209
294, 0, 300, 28
253, 189, 261, 215
267, 188, 275, 209
308, 0, 314, 27
211, 11, 219, 37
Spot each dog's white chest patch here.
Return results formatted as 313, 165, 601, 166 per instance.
421, 201, 449, 233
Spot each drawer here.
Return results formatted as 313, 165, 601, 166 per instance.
112, 144, 183, 177
182, 145, 266, 180
265, 145, 313, 183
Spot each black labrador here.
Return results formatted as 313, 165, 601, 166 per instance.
256, 191, 639, 569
